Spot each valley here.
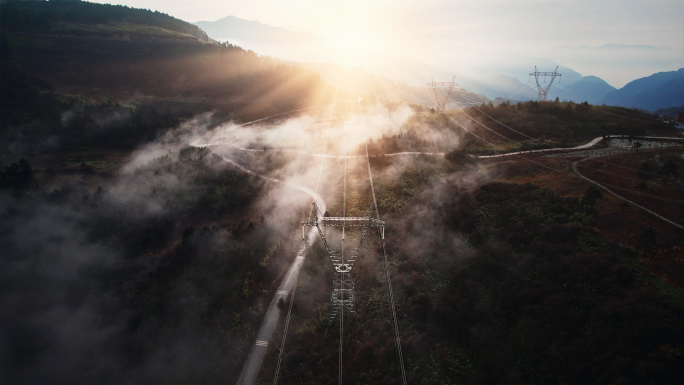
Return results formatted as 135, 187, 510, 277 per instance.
1, 1, 683, 384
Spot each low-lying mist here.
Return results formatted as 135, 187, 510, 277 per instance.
0, 97, 524, 384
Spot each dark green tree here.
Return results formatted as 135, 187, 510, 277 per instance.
618, 201, 631, 219
0, 158, 35, 195
661, 160, 678, 184
637, 162, 654, 182
633, 141, 643, 151
637, 227, 657, 252
580, 185, 603, 215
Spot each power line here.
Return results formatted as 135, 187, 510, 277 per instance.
506, 86, 537, 102
273, 86, 339, 384
575, 160, 684, 195
497, 83, 529, 98
560, 84, 590, 97
237, 104, 333, 128
455, 89, 677, 183
273, 273, 299, 385
450, 92, 541, 142
339, 81, 349, 385
365, 144, 408, 385
431, 84, 684, 223
574, 159, 684, 230
407, 88, 431, 104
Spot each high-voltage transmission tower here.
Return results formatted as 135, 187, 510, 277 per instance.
303, 203, 385, 320
529, 66, 561, 102
427, 76, 457, 111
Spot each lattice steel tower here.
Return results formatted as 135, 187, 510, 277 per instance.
427, 76, 458, 111
303, 203, 385, 320
529, 66, 561, 102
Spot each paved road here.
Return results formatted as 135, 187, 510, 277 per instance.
478, 135, 684, 159
198, 135, 684, 164
477, 136, 605, 158
197, 135, 665, 160
221, 156, 326, 385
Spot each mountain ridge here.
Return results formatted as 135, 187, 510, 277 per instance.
194, 15, 326, 45
553, 44, 663, 50
604, 68, 684, 111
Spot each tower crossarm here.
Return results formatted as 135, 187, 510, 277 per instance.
302, 217, 385, 227
529, 66, 561, 101
426, 82, 459, 87
427, 76, 458, 111
528, 71, 559, 77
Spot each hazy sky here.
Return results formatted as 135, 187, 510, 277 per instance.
95, 0, 684, 87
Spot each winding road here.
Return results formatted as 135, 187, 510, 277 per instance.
222, 156, 327, 385
198, 135, 683, 161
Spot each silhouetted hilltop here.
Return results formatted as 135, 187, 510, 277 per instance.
561, 76, 616, 104
0, 1, 333, 156
0, 1, 332, 112
1, 0, 208, 42
194, 15, 325, 45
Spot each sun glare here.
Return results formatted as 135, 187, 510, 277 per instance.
328, 27, 391, 68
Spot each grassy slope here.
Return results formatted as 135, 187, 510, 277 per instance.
0, 147, 314, 383
357, 101, 680, 158
446, 101, 680, 154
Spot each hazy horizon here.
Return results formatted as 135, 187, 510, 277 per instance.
92, 0, 683, 88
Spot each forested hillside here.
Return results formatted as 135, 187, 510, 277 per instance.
0, 1, 333, 161
1, 1, 208, 41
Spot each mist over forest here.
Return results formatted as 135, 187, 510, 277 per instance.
1, 1, 684, 384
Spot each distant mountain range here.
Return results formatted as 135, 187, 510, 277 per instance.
194, 16, 325, 47
481, 71, 683, 112
195, 15, 683, 112
655, 106, 684, 118
554, 76, 616, 104
553, 44, 664, 50
460, 75, 535, 101
602, 69, 684, 111
460, 74, 616, 105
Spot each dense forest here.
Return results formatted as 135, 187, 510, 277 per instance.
0, 62, 187, 158
0, 4, 332, 381
0, 147, 313, 383
255, 154, 684, 384
0, 1, 333, 162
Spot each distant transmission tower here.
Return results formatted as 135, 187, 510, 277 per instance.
427, 76, 457, 111
529, 66, 561, 102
